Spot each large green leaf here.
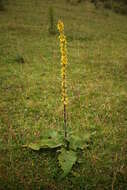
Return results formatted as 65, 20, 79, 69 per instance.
27, 130, 64, 150
68, 132, 91, 151
58, 148, 77, 178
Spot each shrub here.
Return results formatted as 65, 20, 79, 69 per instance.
103, 1, 112, 9
113, 2, 127, 15
91, 0, 101, 9
91, 0, 127, 14
0, 0, 4, 11
66, 0, 84, 5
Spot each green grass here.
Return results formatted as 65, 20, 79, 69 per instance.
0, 0, 127, 189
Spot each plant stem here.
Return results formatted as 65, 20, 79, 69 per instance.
64, 104, 67, 139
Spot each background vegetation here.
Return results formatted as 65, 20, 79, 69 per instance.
0, 0, 127, 189
68, 0, 127, 14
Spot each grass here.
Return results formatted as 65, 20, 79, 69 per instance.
0, 0, 127, 189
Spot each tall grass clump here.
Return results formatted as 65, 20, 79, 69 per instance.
48, 6, 56, 35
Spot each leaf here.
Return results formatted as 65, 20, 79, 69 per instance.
27, 130, 64, 150
42, 130, 59, 139
58, 148, 77, 178
28, 143, 41, 150
68, 133, 91, 151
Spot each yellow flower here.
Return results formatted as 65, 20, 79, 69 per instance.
57, 20, 68, 106
57, 20, 64, 33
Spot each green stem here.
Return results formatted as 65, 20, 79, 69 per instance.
64, 104, 67, 139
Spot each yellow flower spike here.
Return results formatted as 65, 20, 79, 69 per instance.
57, 20, 68, 139
57, 20, 64, 33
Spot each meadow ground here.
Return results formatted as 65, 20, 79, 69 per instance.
0, 0, 127, 189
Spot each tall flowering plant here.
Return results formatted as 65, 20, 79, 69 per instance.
26, 20, 91, 178
57, 20, 68, 139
